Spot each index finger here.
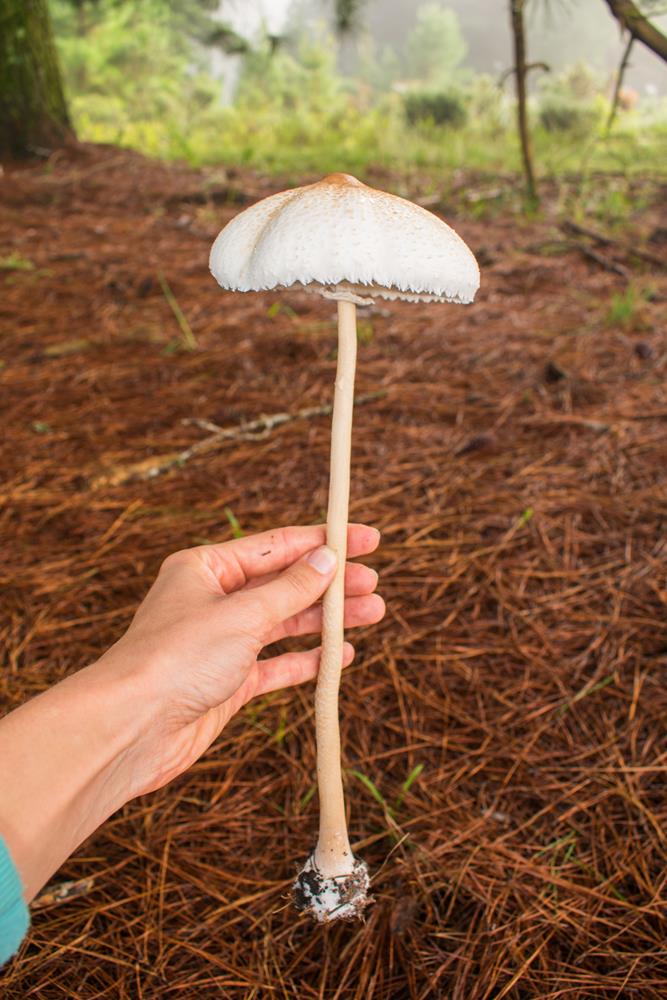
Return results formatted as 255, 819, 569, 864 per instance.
202, 523, 380, 592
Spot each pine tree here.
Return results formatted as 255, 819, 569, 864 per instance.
0, 0, 73, 158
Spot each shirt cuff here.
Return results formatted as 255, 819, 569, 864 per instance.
0, 837, 29, 966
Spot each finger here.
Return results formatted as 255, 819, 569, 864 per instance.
242, 560, 378, 597
244, 545, 339, 629
342, 563, 379, 597
269, 593, 386, 643
200, 524, 380, 592
253, 642, 355, 697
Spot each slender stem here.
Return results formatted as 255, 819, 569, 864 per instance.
313, 299, 357, 877
606, 35, 634, 135
509, 0, 538, 208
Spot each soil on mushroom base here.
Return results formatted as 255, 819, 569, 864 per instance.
1, 145, 666, 999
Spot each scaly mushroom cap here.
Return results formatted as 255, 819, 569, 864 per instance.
209, 173, 479, 305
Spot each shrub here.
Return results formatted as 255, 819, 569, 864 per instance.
538, 96, 601, 136
403, 90, 467, 129
536, 63, 607, 137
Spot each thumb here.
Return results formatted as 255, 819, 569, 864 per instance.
250, 545, 338, 627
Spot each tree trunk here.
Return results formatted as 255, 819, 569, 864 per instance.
603, 0, 667, 63
509, 0, 538, 207
0, 0, 73, 159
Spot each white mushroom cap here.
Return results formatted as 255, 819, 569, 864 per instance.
209, 173, 479, 305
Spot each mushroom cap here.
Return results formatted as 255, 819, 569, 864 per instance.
209, 173, 479, 305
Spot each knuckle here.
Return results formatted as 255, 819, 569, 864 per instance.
159, 549, 194, 573
238, 627, 264, 659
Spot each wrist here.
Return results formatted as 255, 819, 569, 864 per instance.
0, 656, 151, 900
88, 641, 163, 751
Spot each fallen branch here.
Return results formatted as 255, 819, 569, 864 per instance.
574, 243, 630, 279
560, 220, 667, 270
92, 391, 387, 488
525, 232, 662, 278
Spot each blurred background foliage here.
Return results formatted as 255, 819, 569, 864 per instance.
46, 0, 667, 175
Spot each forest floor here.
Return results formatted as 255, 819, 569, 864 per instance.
1, 144, 666, 999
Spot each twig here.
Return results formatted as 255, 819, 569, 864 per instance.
606, 35, 634, 135
33, 877, 95, 909
92, 391, 387, 488
157, 271, 197, 350
497, 61, 550, 87
186, 417, 226, 434
464, 187, 507, 204
183, 393, 384, 438
560, 220, 667, 270
575, 244, 630, 279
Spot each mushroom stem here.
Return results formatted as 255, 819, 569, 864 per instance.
314, 298, 357, 877
293, 300, 370, 921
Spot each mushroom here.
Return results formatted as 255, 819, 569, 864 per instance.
209, 173, 479, 922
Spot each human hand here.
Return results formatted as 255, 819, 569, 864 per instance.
0, 524, 383, 901
99, 523, 384, 797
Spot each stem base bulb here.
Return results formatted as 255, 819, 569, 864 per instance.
293, 855, 370, 923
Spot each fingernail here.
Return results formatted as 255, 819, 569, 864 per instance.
308, 545, 337, 575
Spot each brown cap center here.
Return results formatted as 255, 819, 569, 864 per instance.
321, 173, 364, 187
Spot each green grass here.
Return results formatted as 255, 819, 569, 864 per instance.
51, 1, 667, 186
72, 97, 667, 182
394, 763, 425, 811
224, 506, 244, 539
157, 272, 198, 352
607, 287, 639, 327
349, 762, 425, 820
0, 252, 35, 271
555, 674, 616, 718
50, 3, 667, 204
535, 830, 627, 903
606, 284, 657, 329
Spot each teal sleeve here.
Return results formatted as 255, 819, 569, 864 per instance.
0, 837, 29, 965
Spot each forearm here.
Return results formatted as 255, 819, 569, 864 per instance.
0, 525, 382, 907
0, 657, 146, 900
